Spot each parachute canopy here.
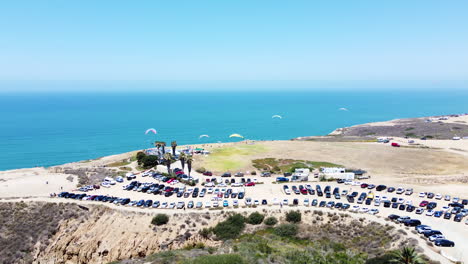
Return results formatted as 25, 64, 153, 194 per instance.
199, 134, 210, 139
229, 133, 244, 139
145, 128, 157, 135
338, 108, 349, 111
272, 115, 282, 119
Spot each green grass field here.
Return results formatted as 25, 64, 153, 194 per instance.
201, 144, 268, 172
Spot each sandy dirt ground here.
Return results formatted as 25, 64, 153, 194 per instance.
1, 139, 468, 263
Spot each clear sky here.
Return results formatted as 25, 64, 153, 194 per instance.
1, 0, 467, 84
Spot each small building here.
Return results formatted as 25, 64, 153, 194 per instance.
352, 169, 367, 177
291, 168, 310, 181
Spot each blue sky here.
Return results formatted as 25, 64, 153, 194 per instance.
0, 0, 467, 84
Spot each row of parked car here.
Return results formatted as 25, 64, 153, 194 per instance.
281, 184, 468, 223
122, 181, 247, 199
388, 214, 455, 247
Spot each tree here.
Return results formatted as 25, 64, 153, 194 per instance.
161, 142, 166, 154
186, 155, 193, 176
246, 212, 264, 225
285, 210, 302, 223
171, 141, 177, 156
179, 152, 187, 171
136, 151, 146, 165
151, 214, 169, 226
163, 153, 174, 175
390, 247, 426, 264
141, 155, 158, 168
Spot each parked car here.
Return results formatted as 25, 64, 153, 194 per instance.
434, 239, 455, 247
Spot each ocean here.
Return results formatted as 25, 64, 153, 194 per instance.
1, 89, 467, 171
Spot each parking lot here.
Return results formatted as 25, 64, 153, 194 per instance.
59, 168, 468, 262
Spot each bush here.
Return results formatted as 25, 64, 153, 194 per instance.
246, 212, 264, 225
199, 228, 212, 238
274, 223, 298, 237
195, 167, 206, 173
188, 254, 246, 264
213, 214, 245, 240
285, 210, 302, 223
264, 216, 278, 226
151, 214, 169, 226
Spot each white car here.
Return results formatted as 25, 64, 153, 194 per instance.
341, 190, 348, 196
453, 197, 460, 203
233, 200, 239, 206
254, 200, 260, 206
252, 179, 258, 183
374, 200, 381, 207
272, 198, 280, 205
444, 195, 451, 201
368, 209, 379, 215
169, 202, 176, 209
205, 201, 211, 208
282, 199, 289, 205
101, 182, 111, 188
397, 198, 405, 204
425, 210, 434, 216
161, 202, 168, 208
405, 200, 412, 206
196, 202, 203, 208
359, 207, 369, 213
213, 201, 219, 207
465, 219, 468, 225
416, 225, 431, 233
415, 208, 424, 214
381, 196, 388, 201
442, 206, 450, 212
303, 198, 310, 206
350, 205, 360, 212
396, 187, 405, 194
245, 198, 252, 206
429, 234, 445, 242
435, 193, 442, 200
207, 188, 213, 194
418, 192, 426, 198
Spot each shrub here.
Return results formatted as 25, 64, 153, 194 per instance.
196, 167, 206, 173
285, 210, 302, 223
199, 228, 212, 238
188, 254, 245, 264
151, 214, 169, 226
264, 216, 278, 226
246, 212, 264, 225
213, 214, 245, 240
274, 223, 298, 237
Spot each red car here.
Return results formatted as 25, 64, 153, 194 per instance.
245, 182, 256, 187
360, 183, 368, 188
203, 171, 213, 176
419, 200, 429, 207
391, 142, 400, 147
175, 171, 184, 175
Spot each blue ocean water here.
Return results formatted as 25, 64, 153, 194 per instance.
0, 89, 467, 171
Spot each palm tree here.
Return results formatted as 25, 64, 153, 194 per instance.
171, 141, 177, 156
179, 152, 187, 171
163, 152, 174, 175
161, 142, 166, 154
186, 155, 193, 176
391, 247, 425, 264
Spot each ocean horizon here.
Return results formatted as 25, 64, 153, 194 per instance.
1, 88, 467, 171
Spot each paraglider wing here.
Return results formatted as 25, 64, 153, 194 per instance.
229, 133, 244, 139
338, 108, 349, 111
272, 115, 282, 119
145, 128, 157, 135
199, 134, 210, 139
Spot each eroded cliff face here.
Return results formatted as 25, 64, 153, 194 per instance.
33, 208, 221, 264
